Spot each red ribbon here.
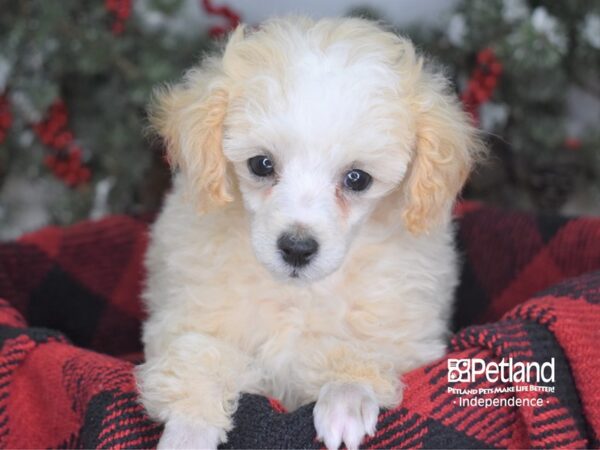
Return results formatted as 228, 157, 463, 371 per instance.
201, 0, 241, 37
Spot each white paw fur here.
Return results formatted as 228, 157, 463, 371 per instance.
157, 417, 224, 450
314, 382, 380, 450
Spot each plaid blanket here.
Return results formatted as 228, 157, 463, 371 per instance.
0, 202, 599, 449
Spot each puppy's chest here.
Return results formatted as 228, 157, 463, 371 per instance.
207, 283, 404, 371
199, 248, 430, 358
216, 290, 349, 355
226, 295, 353, 392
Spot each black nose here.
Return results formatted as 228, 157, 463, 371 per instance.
277, 232, 319, 267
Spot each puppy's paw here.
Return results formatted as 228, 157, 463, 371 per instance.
313, 382, 379, 450
158, 417, 224, 450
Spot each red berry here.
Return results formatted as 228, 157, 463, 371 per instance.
467, 79, 479, 92
477, 48, 494, 65
483, 76, 497, 90
112, 22, 124, 34
42, 132, 53, 146
52, 135, 66, 149
0, 113, 11, 128
490, 62, 502, 75
54, 165, 65, 177
65, 173, 78, 187
70, 147, 82, 160
80, 168, 91, 182
565, 137, 582, 150
473, 87, 487, 103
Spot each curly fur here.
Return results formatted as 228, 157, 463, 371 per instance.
137, 16, 484, 450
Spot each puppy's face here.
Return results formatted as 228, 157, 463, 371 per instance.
151, 17, 483, 284
223, 61, 414, 282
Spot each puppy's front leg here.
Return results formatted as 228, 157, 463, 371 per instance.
314, 381, 380, 450
312, 352, 402, 450
136, 332, 254, 449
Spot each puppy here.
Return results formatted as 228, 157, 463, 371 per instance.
136, 16, 483, 450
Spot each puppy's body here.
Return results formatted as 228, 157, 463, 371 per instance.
142, 176, 456, 406
137, 16, 482, 450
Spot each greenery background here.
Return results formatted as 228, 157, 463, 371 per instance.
1, 0, 599, 239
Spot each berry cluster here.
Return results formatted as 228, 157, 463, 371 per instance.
33, 100, 91, 188
461, 48, 503, 123
105, 0, 132, 35
201, 0, 241, 37
0, 93, 12, 144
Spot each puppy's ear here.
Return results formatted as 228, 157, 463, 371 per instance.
149, 39, 242, 210
402, 68, 485, 234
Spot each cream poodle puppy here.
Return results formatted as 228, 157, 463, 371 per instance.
136, 16, 483, 450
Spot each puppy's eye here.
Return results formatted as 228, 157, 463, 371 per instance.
343, 169, 372, 192
248, 155, 274, 177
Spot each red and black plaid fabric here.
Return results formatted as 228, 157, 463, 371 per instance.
0, 203, 599, 448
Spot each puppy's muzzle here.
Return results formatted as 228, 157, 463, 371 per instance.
277, 232, 319, 268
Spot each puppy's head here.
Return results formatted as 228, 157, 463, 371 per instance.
151, 17, 484, 283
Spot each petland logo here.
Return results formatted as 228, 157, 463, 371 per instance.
448, 358, 555, 383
